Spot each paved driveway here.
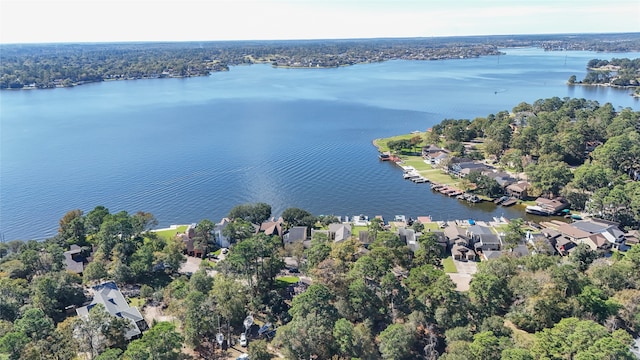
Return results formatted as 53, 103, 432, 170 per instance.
447, 259, 478, 291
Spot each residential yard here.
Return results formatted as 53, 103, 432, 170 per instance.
351, 225, 368, 236
373, 132, 425, 152
422, 222, 441, 231
152, 225, 188, 240
441, 256, 457, 273
128, 296, 145, 308
276, 276, 300, 286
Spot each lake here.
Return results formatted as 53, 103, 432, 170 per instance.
1, 48, 639, 241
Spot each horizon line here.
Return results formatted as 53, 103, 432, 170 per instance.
2, 31, 639, 46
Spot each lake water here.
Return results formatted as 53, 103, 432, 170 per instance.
1, 48, 639, 241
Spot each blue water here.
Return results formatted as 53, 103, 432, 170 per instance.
1, 48, 639, 241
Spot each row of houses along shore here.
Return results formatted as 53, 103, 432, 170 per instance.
61, 214, 639, 349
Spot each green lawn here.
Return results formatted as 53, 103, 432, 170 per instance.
276, 276, 300, 287
441, 256, 457, 273
492, 224, 510, 234
422, 222, 441, 231
351, 225, 369, 237
402, 156, 432, 171
153, 225, 188, 240
128, 297, 145, 308
374, 133, 425, 152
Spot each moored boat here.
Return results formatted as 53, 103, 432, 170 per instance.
525, 205, 551, 216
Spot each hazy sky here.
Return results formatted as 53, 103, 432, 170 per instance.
1, 0, 639, 44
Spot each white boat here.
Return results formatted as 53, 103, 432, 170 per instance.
525, 205, 550, 216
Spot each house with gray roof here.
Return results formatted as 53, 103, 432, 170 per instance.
398, 228, 418, 252
466, 224, 501, 251
76, 282, 148, 339
64, 245, 91, 274
312, 223, 352, 243
443, 225, 470, 246
283, 226, 308, 245
571, 219, 626, 250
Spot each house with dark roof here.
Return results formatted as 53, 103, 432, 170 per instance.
64, 245, 92, 274
398, 228, 417, 252
474, 233, 502, 251
283, 226, 308, 245
76, 281, 148, 339
466, 225, 501, 251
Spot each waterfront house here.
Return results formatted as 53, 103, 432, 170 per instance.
474, 233, 502, 251
430, 152, 450, 166
214, 218, 231, 248
421, 144, 450, 166
422, 144, 449, 158
534, 197, 569, 215
398, 228, 417, 251
571, 218, 627, 250
179, 225, 206, 258
63, 245, 92, 274
443, 225, 470, 247
506, 181, 531, 199
483, 170, 516, 188
310, 223, 353, 243
283, 226, 308, 245
448, 159, 491, 178
76, 282, 148, 340
258, 217, 284, 237
467, 225, 501, 251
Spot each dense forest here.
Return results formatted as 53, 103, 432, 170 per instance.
2, 33, 639, 89
426, 97, 640, 228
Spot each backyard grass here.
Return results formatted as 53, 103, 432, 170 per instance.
152, 225, 188, 240
441, 256, 457, 273
351, 225, 369, 237
128, 296, 145, 308
492, 224, 510, 234
422, 222, 441, 231
276, 276, 300, 287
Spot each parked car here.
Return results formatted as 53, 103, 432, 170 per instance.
221, 248, 229, 254
288, 268, 299, 274
240, 333, 247, 347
